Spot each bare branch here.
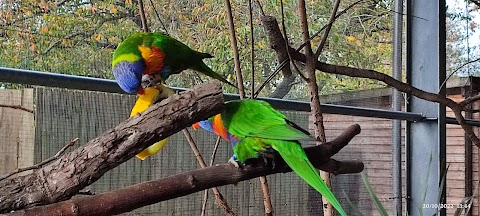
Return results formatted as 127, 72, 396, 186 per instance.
201, 136, 222, 216
286, 48, 480, 147
137, 0, 149, 32
249, 0, 255, 99
224, 0, 245, 98
182, 129, 236, 216
440, 57, 480, 92
255, 0, 364, 96
314, 0, 341, 58
0, 104, 34, 113
0, 138, 79, 181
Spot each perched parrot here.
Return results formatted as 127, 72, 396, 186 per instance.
130, 83, 175, 160
112, 32, 236, 94
192, 99, 347, 216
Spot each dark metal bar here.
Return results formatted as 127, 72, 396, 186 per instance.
4, 66, 480, 128
0, 67, 125, 94
1, 67, 427, 121
446, 117, 480, 127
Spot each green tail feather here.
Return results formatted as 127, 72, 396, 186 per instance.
191, 61, 237, 88
271, 140, 347, 216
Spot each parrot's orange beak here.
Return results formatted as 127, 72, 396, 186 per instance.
192, 122, 201, 130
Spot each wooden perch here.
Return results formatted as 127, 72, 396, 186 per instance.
0, 81, 224, 213
9, 124, 363, 216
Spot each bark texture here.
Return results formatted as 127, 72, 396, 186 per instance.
0, 81, 224, 213
9, 124, 363, 216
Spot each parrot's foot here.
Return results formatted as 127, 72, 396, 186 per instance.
260, 153, 276, 169
228, 156, 242, 169
141, 74, 162, 89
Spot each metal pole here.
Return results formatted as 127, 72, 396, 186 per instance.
391, 0, 404, 214
406, 0, 447, 215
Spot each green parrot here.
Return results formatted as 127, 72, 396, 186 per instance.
112, 32, 235, 94
193, 99, 347, 216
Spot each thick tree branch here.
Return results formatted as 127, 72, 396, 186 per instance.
261, 15, 295, 99
260, 14, 480, 148
0, 82, 224, 213
10, 124, 363, 216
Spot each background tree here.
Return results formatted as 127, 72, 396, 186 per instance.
1, 0, 394, 98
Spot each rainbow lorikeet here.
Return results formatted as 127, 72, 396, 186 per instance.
112, 32, 235, 94
192, 99, 347, 216
130, 83, 175, 160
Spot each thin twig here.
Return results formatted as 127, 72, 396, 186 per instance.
148, 0, 168, 34
249, 0, 255, 99
0, 104, 34, 113
439, 57, 480, 93
200, 136, 221, 216
460, 93, 480, 107
137, 0, 149, 32
182, 129, 236, 216
254, 0, 265, 16
281, 0, 307, 81
314, 0, 341, 58
224, 0, 245, 98
0, 138, 79, 182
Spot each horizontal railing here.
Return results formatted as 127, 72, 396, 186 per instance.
1, 66, 478, 126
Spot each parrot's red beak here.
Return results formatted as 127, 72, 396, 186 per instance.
137, 88, 145, 95
192, 122, 201, 130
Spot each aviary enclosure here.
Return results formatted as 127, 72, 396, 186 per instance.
1, 0, 480, 215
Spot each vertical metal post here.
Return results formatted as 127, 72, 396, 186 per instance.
391, 0, 403, 215
406, 0, 446, 216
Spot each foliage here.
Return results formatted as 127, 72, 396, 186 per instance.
446, 2, 480, 77
1, 0, 395, 98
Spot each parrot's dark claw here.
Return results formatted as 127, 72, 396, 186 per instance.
260, 153, 276, 169
228, 156, 242, 169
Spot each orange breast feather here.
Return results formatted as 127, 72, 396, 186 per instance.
212, 114, 230, 142
138, 45, 165, 75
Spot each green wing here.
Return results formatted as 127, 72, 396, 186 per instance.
270, 140, 347, 216
232, 137, 270, 163
152, 33, 204, 70
152, 33, 236, 87
223, 99, 315, 141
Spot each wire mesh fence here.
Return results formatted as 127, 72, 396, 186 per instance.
1, 80, 478, 216
0, 83, 416, 215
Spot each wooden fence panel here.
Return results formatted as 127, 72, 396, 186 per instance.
0, 89, 34, 176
